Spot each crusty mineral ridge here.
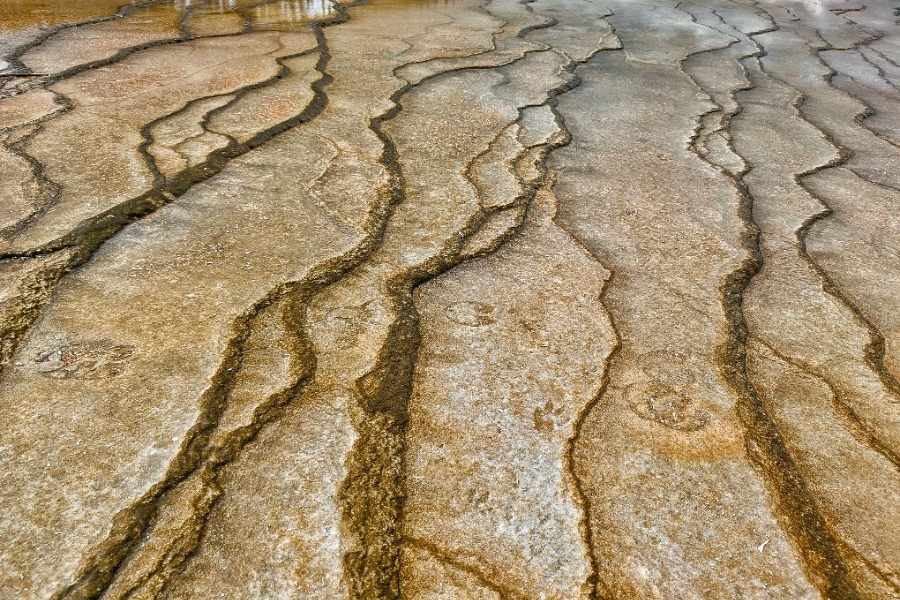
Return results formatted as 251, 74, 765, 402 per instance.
0, 0, 898, 598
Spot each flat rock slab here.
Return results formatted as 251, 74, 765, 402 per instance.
0, 0, 898, 598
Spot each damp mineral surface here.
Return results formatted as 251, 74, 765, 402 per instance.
1, 0, 898, 598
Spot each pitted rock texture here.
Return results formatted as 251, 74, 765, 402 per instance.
1, 0, 899, 598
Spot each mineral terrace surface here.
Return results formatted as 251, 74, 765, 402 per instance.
0, 0, 898, 598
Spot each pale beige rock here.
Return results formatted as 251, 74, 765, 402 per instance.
0, 127, 352, 597
0, 0, 146, 76
7, 31, 316, 252
552, 3, 818, 596
401, 543, 502, 600
0, 143, 44, 233
404, 185, 615, 599
731, 34, 900, 600
147, 2, 555, 598
0, 88, 59, 128
19, 2, 183, 75
147, 95, 235, 179
748, 340, 900, 596
819, 48, 900, 146
206, 52, 321, 144
805, 168, 900, 383
1, 0, 898, 598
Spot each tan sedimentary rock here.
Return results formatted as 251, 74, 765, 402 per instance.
7, 30, 318, 252
0, 0, 898, 597
551, 2, 819, 597
724, 3, 900, 595
18, 2, 184, 76
404, 184, 616, 599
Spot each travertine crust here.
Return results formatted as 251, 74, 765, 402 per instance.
0, 0, 898, 598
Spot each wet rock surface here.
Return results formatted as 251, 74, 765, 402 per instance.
0, 0, 898, 598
